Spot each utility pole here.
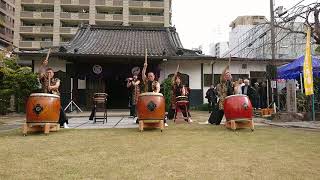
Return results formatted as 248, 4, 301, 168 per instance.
270, 0, 276, 63
270, 0, 277, 108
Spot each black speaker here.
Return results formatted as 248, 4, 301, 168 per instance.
266, 64, 277, 79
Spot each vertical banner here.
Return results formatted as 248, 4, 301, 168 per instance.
303, 27, 314, 95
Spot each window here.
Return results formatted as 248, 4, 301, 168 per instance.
250, 71, 266, 78
42, 37, 52, 41
23, 37, 35, 41
203, 74, 214, 87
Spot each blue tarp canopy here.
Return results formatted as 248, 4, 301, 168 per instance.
277, 55, 320, 79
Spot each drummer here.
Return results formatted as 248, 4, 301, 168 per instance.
171, 66, 192, 122
142, 60, 168, 126
38, 58, 69, 128
127, 75, 141, 123
209, 64, 233, 125
142, 63, 160, 93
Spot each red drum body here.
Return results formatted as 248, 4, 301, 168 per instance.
137, 92, 165, 120
176, 96, 188, 102
224, 95, 253, 121
176, 95, 189, 106
26, 93, 61, 123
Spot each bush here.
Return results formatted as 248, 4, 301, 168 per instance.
0, 52, 39, 114
161, 77, 173, 112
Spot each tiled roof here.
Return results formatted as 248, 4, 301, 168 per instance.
56, 25, 202, 57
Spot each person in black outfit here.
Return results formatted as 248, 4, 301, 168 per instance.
205, 84, 217, 113
241, 79, 255, 105
253, 82, 261, 109
259, 82, 268, 108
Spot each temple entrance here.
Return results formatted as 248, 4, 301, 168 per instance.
71, 62, 160, 109
105, 72, 129, 109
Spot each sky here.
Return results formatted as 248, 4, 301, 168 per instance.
171, 0, 318, 54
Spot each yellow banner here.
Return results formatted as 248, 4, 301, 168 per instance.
303, 28, 314, 95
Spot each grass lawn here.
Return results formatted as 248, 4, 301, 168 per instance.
0, 124, 319, 180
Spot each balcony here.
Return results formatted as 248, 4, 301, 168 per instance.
21, 0, 55, 4
19, 41, 53, 49
0, 3, 15, 17
61, 0, 90, 5
0, 18, 14, 30
129, 15, 164, 23
0, 32, 13, 43
60, 12, 89, 20
95, 14, 123, 21
20, 26, 53, 34
129, 1, 164, 8
20, 11, 54, 19
60, 27, 78, 34
5, 0, 15, 5
95, 0, 123, 7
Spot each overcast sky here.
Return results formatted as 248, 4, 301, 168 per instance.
171, 0, 318, 54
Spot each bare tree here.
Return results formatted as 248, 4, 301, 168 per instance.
276, 3, 320, 45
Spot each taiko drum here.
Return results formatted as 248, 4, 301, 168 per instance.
137, 92, 165, 121
26, 93, 61, 123
223, 95, 253, 121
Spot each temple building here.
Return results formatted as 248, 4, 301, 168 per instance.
16, 25, 290, 109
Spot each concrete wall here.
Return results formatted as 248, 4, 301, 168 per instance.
160, 59, 268, 104
159, 61, 201, 89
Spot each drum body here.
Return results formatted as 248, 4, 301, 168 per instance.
176, 96, 188, 102
26, 93, 61, 123
224, 95, 253, 121
137, 92, 165, 120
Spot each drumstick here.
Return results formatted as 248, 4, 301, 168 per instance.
46, 48, 51, 90
145, 48, 148, 65
48, 76, 51, 92
45, 48, 51, 63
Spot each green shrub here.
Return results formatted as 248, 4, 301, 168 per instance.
0, 52, 39, 114
161, 77, 173, 112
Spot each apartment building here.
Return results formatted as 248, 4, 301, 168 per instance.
228, 16, 267, 58
0, 0, 15, 48
213, 41, 229, 57
13, 0, 172, 50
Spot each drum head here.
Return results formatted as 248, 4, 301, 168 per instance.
139, 92, 163, 96
29, 93, 60, 98
176, 96, 187, 98
225, 94, 248, 99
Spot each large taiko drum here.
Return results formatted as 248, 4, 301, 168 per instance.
137, 92, 165, 121
26, 93, 61, 123
224, 94, 253, 121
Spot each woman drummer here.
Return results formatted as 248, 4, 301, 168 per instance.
171, 65, 192, 122
209, 64, 233, 125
